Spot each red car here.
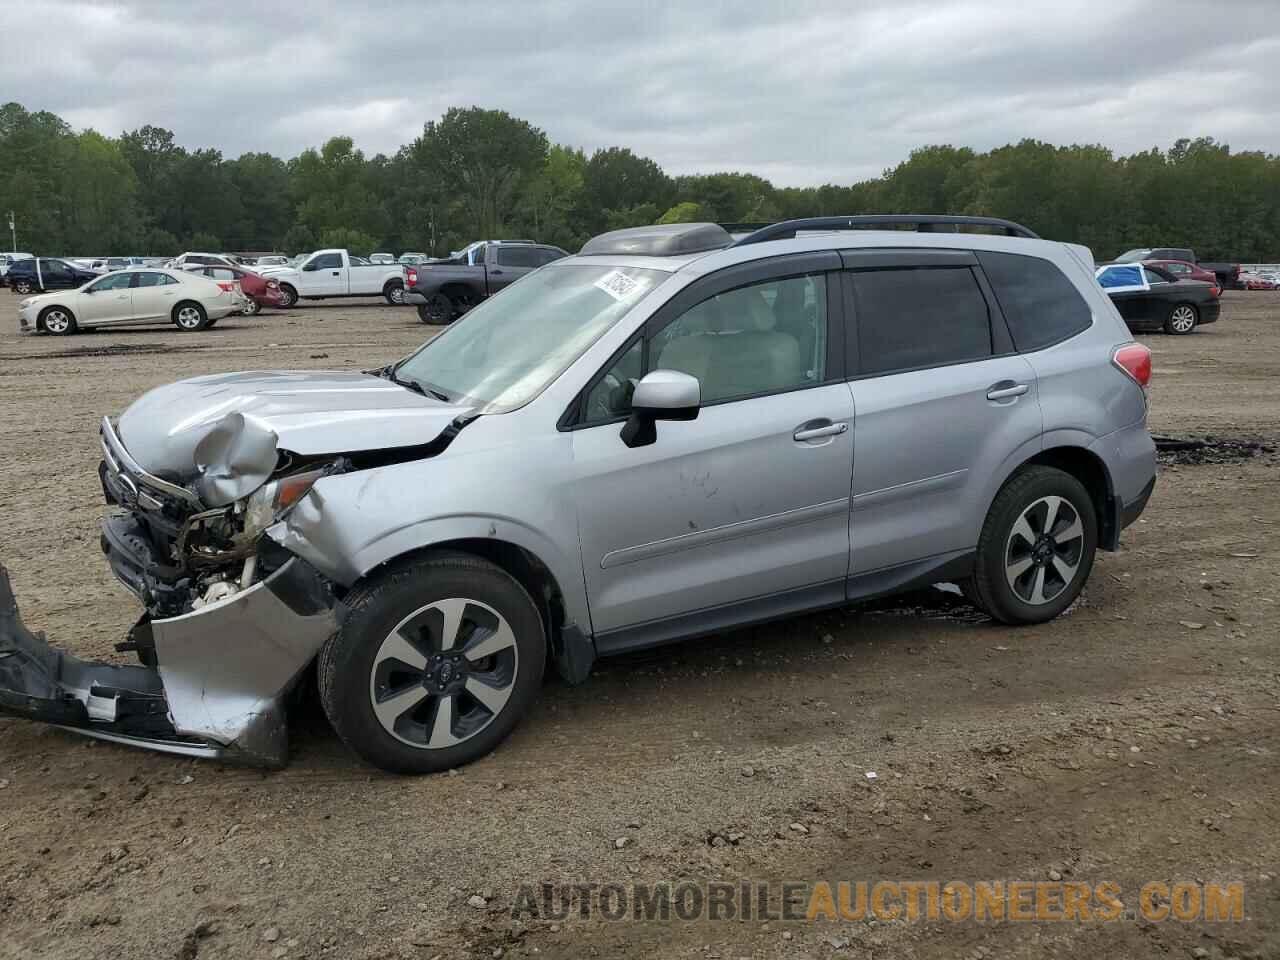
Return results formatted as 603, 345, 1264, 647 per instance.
1241, 273, 1277, 291
1145, 259, 1218, 286
193, 265, 288, 314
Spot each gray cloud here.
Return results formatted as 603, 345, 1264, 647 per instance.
3, 0, 1278, 185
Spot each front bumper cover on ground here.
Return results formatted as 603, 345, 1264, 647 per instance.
0, 557, 343, 767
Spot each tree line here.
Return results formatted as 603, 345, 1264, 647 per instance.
2, 101, 1278, 262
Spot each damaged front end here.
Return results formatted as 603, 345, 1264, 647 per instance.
0, 414, 349, 767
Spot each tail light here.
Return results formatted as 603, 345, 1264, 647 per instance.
406, 268, 418, 285
216, 281, 236, 293
1210, 285, 1220, 298
1112, 343, 1152, 391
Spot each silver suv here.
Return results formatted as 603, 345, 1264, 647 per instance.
0, 216, 1156, 774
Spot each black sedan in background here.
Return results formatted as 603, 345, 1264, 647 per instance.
5, 257, 99, 295
1098, 263, 1221, 335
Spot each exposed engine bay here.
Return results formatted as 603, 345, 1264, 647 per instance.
0, 369, 478, 766
100, 409, 351, 624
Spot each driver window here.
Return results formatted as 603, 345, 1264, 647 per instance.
580, 274, 828, 425
89, 273, 132, 292
584, 339, 643, 423
653, 274, 827, 404
472, 246, 486, 265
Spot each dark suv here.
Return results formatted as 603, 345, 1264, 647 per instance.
5, 258, 98, 294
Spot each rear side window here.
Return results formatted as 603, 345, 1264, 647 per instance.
978, 251, 1092, 352
850, 267, 991, 375
496, 246, 540, 267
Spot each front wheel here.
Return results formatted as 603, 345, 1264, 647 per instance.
318, 553, 546, 774
172, 301, 209, 332
384, 282, 406, 306
278, 284, 298, 308
39, 306, 77, 335
965, 466, 1098, 624
1165, 303, 1198, 335
418, 293, 455, 325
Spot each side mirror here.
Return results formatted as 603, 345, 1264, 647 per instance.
620, 370, 700, 448
302, 261, 317, 272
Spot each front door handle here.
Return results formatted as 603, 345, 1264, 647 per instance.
793, 420, 848, 442
331, 271, 340, 276
986, 381, 1029, 401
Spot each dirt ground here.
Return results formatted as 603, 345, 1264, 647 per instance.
0, 292, 1277, 960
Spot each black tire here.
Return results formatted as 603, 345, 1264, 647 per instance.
318, 553, 546, 774
965, 466, 1098, 625
241, 297, 261, 316
384, 281, 406, 306
418, 293, 455, 325
1164, 302, 1198, 335
278, 284, 298, 308
38, 305, 77, 335
12, 278, 34, 295
172, 301, 209, 332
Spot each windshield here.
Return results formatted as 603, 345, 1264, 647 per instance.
394, 263, 668, 414
1115, 248, 1152, 263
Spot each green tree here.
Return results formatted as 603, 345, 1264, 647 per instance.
658, 201, 709, 223
318, 227, 377, 254
582, 147, 673, 232
410, 107, 549, 240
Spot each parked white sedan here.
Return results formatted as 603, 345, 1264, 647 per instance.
17, 268, 248, 335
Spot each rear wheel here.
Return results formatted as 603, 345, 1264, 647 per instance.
965, 466, 1098, 624
318, 553, 546, 774
172, 301, 209, 332
384, 281, 406, 306
1164, 303, 1198, 335
418, 293, 455, 325
241, 297, 261, 316
12, 278, 34, 295
39, 306, 77, 335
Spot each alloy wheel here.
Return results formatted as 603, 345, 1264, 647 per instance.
14, 280, 32, 294
43, 310, 71, 333
388, 285, 406, 304
1003, 495, 1085, 605
176, 306, 203, 329
1169, 305, 1196, 333
368, 597, 519, 749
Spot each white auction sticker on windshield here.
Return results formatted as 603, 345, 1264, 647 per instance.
594, 270, 643, 301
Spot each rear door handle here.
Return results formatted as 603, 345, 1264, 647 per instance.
793, 420, 848, 442
986, 381, 1029, 401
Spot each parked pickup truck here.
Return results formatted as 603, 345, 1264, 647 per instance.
404, 240, 568, 324
256, 248, 409, 307
1114, 247, 1241, 290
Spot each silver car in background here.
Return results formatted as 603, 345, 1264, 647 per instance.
0, 216, 1156, 773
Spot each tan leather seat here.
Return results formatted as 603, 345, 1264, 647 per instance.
658, 288, 802, 401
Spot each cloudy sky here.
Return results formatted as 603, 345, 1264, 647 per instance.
3, 0, 1279, 186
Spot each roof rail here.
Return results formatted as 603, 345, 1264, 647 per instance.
732, 215, 1041, 246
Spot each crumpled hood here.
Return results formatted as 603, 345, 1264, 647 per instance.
118, 370, 470, 495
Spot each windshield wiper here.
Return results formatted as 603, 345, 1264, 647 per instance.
392, 374, 452, 403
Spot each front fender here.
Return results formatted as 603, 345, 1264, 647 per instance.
266, 446, 591, 633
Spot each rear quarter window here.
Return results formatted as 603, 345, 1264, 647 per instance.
978, 251, 1092, 352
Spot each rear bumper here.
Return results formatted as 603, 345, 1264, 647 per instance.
1120, 475, 1156, 529
0, 557, 342, 767
404, 291, 428, 305
1200, 300, 1221, 324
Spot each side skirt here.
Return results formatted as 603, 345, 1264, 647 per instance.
593, 550, 977, 658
